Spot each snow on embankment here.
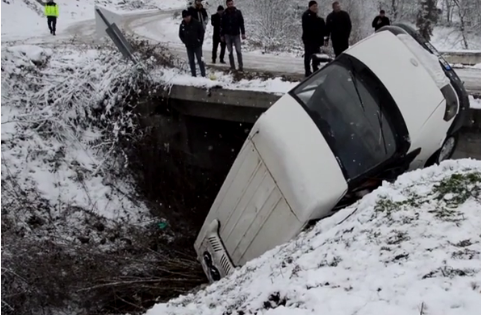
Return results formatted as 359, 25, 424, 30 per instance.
1, 44, 151, 242
146, 160, 481, 315
1, 43, 184, 314
1, 0, 186, 43
1, 0, 46, 40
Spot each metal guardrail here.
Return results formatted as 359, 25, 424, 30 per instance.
95, 7, 138, 64
440, 51, 481, 65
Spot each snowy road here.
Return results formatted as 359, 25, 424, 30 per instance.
5, 9, 481, 94
121, 10, 481, 95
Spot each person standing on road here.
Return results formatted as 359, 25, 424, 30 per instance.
211, 5, 226, 64
372, 10, 390, 32
302, 1, 326, 77
44, 0, 59, 36
325, 1, 352, 58
220, 0, 246, 72
188, 0, 208, 32
179, 10, 206, 77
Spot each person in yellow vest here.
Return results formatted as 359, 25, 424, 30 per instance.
44, 0, 59, 35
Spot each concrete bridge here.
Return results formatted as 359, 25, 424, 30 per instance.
138, 85, 481, 172
440, 51, 481, 66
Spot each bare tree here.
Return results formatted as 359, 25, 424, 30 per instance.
244, 0, 303, 52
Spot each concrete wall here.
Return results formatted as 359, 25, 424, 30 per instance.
143, 85, 481, 170
169, 85, 481, 128
441, 51, 481, 66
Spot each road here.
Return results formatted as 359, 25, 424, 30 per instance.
3, 9, 481, 95
120, 10, 481, 95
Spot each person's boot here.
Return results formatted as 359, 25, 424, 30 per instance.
228, 54, 235, 70
220, 59, 226, 64
237, 54, 243, 72
200, 62, 206, 78
212, 58, 216, 64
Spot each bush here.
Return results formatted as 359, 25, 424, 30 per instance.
1, 40, 206, 315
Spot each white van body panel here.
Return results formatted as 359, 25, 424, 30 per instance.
344, 30, 453, 167
194, 94, 348, 272
195, 30, 459, 282
345, 32, 445, 141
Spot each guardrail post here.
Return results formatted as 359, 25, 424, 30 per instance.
96, 8, 138, 65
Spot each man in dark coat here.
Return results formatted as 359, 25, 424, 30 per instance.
211, 5, 226, 64
325, 1, 352, 57
220, 0, 246, 71
179, 10, 206, 77
372, 10, 390, 31
187, 0, 208, 31
302, 1, 326, 77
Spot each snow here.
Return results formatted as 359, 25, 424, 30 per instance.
134, 13, 302, 58
470, 95, 481, 110
0, 42, 298, 236
135, 14, 179, 43
1, 44, 153, 244
397, 23, 481, 51
1, 0, 187, 42
5, 44, 54, 62
145, 159, 481, 315
431, 26, 481, 51
129, 12, 481, 57
157, 68, 297, 94
1, 0, 47, 41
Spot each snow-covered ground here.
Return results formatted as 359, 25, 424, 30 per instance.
135, 9, 481, 57
1, 0, 186, 41
1, 0, 47, 40
135, 13, 300, 58
159, 67, 296, 94
0, 42, 297, 244
471, 95, 481, 109
146, 159, 481, 315
1, 44, 155, 244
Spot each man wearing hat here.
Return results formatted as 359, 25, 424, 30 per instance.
302, 1, 327, 77
211, 5, 226, 64
179, 10, 206, 77
187, 0, 209, 31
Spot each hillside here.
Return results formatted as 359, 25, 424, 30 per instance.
146, 159, 481, 315
1, 0, 185, 41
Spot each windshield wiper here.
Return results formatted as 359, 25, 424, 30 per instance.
347, 68, 366, 112
376, 105, 388, 155
346, 57, 387, 155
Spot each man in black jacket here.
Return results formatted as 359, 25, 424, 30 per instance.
211, 5, 226, 64
302, 1, 326, 77
220, 0, 246, 71
325, 1, 352, 57
187, 0, 208, 32
372, 10, 390, 31
179, 10, 206, 77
